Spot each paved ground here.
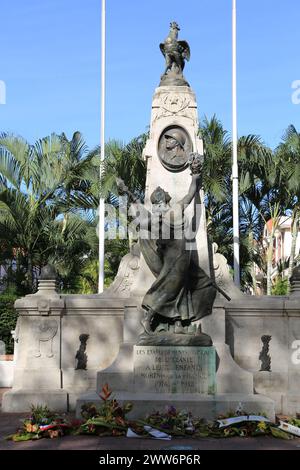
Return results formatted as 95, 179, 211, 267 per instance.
1, 388, 300, 450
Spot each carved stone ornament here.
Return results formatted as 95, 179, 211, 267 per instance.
37, 298, 50, 315
33, 319, 58, 358
259, 335, 272, 372
104, 243, 140, 296
75, 334, 89, 370
153, 93, 192, 122
157, 125, 192, 172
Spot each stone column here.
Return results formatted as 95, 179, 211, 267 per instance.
131, 85, 210, 297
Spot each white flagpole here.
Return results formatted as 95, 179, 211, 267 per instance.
98, 0, 106, 293
232, 0, 240, 287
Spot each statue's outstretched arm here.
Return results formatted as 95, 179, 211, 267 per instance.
178, 173, 201, 208
178, 152, 204, 208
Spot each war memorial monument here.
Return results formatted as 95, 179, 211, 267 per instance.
3, 22, 300, 421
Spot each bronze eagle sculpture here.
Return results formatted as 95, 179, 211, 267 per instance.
160, 22, 190, 80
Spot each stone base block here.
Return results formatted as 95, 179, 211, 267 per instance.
13, 368, 62, 389
0, 360, 14, 387
215, 343, 253, 393
282, 394, 300, 416
2, 389, 68, 412
76, 391, 275, 421
63, 368, 97, 392
97, 343, 135, 392
253, 371, 289, 414
97, 342, 254, 396
254, 371, 288, 393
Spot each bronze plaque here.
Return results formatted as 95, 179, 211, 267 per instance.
158, 126, 192, 172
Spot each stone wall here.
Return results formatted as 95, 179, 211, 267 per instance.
0, 359, 14, 387
2, 290, 126, 412
3, 283, 300, 416
225, 296, 300, 415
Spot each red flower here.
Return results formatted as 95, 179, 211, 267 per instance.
99, 383, 112, 401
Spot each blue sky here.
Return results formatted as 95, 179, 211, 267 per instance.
0, 0, 299, 150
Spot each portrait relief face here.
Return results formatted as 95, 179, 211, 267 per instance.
165, 137, 177, 150
158, 126, 192, 172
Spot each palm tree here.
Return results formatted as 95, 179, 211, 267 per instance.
200, 115, 232, 205
199, 116, 233, 273
0, 132, 98, 293
275, 125, 300, 292
0, 185, 57, 292
45, 214, 98, 293
200, 116, 273, 291
100, 133, 148, 206
237, 134, 280, 294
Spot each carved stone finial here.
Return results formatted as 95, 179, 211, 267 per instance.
37, 264, 58, 295
40, 264, 57, 280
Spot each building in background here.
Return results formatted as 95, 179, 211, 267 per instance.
265, 217, 300, 273
254, 216, 300, 295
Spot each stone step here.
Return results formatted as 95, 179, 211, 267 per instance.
76, 391, 275, 421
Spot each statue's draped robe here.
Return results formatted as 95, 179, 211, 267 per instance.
140, 204, 216, 322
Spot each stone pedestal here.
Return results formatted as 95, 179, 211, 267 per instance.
78, 298, 275, 420
78, 343, 274, 419
201, 300, 254, 393
2, 287, 127, 412
2, 269, 68, 412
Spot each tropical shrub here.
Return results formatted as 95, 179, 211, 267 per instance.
0, 292, 18, 353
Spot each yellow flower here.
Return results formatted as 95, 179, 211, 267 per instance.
257, 421, 267, 432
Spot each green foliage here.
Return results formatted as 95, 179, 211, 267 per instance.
288, 417, 300, 427
1, 121, 300, 296
0, 292, 18, 353
76, 259, 99, 294
142, 406, 194, 436
100, 134, 147, 205
104, 238, 129, 287
271, 278, 288, 296
270, 426, 292, 439
30, 404, 54, 424
6, 388, 297, 442
0, 131, 145, 295
200, 116, 272, 290
80, 384, 133, 436
0, 131, 99, 294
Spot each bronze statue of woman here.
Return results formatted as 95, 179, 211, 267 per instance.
117, 154, 216, 345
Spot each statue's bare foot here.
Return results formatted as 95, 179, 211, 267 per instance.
174, 321, 185, 334
155, 323, 168, 334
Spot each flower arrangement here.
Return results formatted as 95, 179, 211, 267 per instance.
79, 384, 134, 437
6, 386, 299, 442
6, 404, 81, 442
137, 406, 195, 436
